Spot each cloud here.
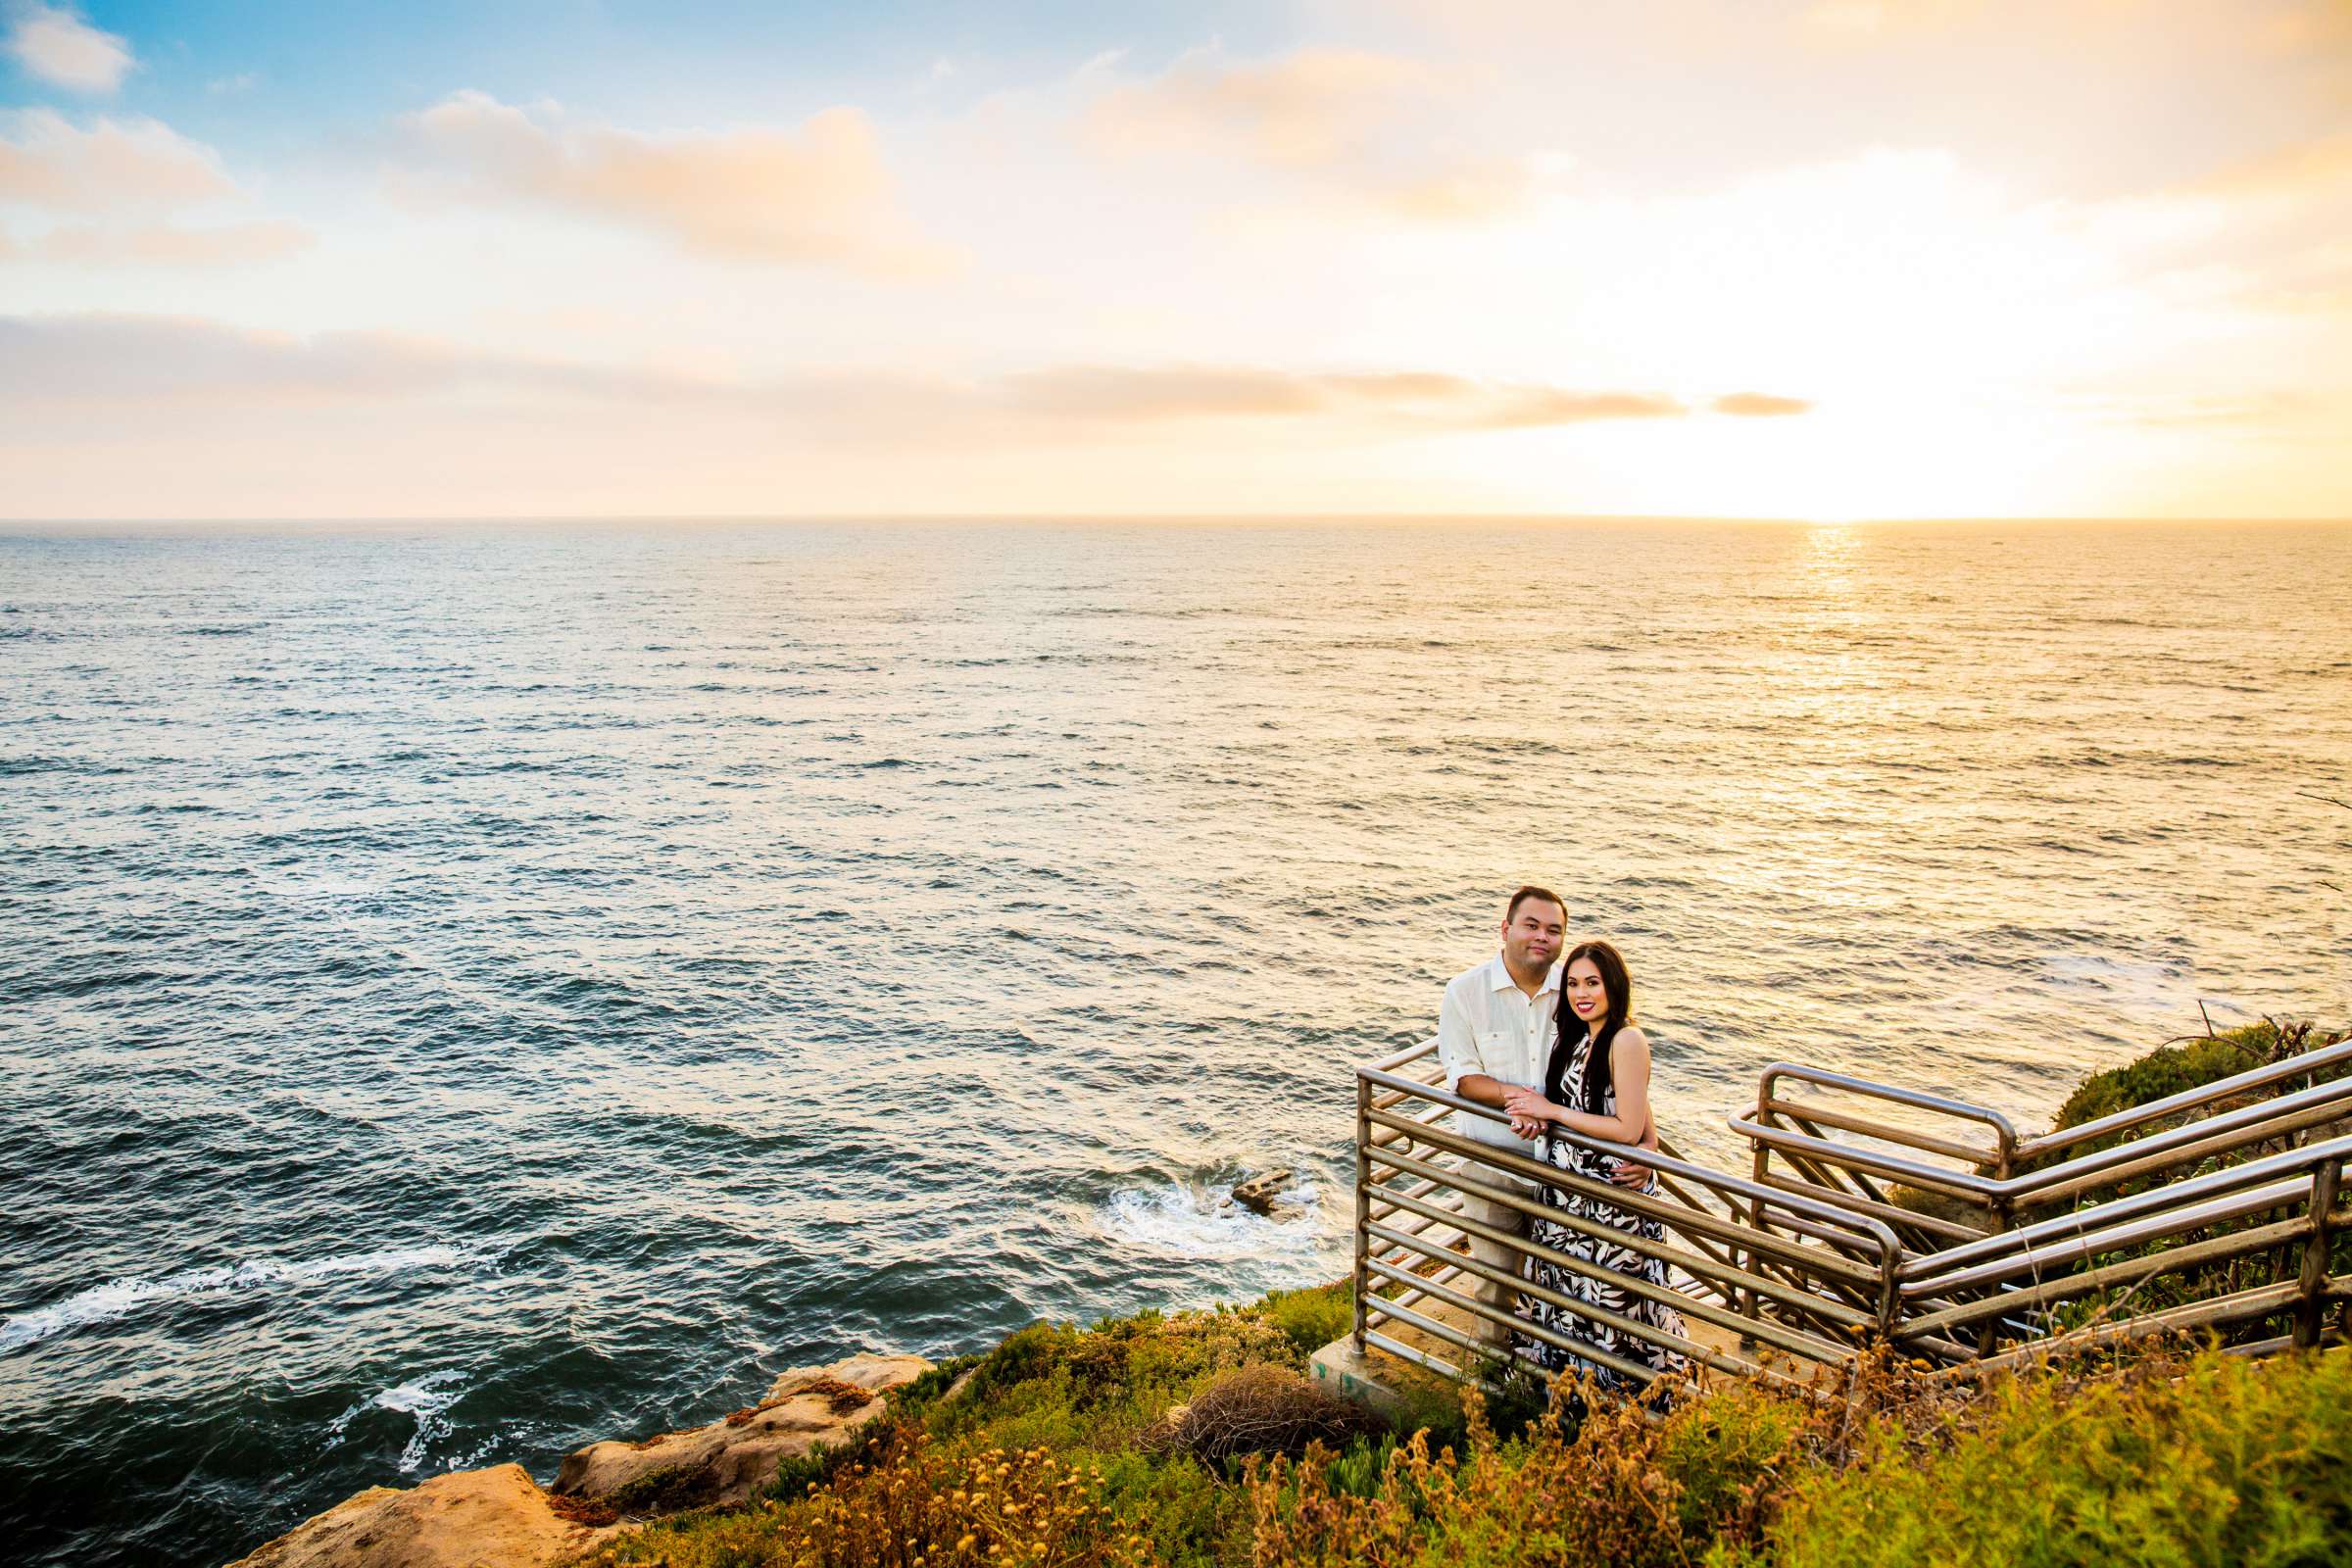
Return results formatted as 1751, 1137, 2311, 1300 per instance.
1089, 48, 1435, 168
999, 365, 1691, 429
0, 109, 236, 210
2182, 131, 2352, 204
0, 110, 309, 269
1083, 47, 1534, 223
2076, 390, 2314, 428
206, 72, 258, 96
24, 219, 313, 266
400, 91, 957, 279
3, 313, 1809, 442
1713, 391, 1814, 416
3, 2, 131, 93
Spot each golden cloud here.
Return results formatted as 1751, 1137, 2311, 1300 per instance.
402, 91, 957, 279
1713, 392, 1814, 416
1000, 365, 1690, 428
5, 315, 1817, 443
0, 109, 233, 210
27, 220, 314, 267
1087, 48, 1434, 168
1082, 47, 1534, 224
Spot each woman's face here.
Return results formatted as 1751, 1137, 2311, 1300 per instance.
1564, 956, 1610, 1031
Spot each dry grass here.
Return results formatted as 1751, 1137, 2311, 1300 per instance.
1138, 1366, 1380, 1467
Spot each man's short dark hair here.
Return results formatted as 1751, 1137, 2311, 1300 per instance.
1505, 885, 1565, 924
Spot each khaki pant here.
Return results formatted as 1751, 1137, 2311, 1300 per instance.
1457, 1172, 1541, 1348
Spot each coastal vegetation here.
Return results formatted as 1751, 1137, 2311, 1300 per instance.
577, 1019, 2350, 1568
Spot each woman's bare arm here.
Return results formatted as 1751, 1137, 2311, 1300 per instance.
1500, 1028, 1652, 1144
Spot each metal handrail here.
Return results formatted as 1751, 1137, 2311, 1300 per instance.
1756, 1062, 2022, 1149
1738, 1039, 2352, 1192
1896, 1135, 2352, 1288
1358, 1067, 1906, 1259
1352, 1052, 1908, 1393
1351, 1032, 2349, 1401
2016, 1037, 2352, 1161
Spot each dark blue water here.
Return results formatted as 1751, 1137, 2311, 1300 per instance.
2, 519, 2347, 1566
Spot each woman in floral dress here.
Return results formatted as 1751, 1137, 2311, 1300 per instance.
1500, 939, 1689, 1392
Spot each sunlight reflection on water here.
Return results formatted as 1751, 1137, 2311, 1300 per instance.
1, 517, 2347, 1567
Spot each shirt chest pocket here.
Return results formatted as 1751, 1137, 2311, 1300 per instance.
1474, 1029, 1523, 1082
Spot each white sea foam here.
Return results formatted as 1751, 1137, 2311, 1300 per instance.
326, 1367, 470, 1472
0, 1246, 476, 1356
1097, 1175, 1322, 1260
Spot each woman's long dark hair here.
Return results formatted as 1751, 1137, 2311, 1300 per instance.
1551, 940, 1634, 1115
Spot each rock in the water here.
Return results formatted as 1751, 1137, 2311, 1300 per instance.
221, 1464, 612, 1568
553, 1351, 932, 1514
1229, 1168, 1298, 1217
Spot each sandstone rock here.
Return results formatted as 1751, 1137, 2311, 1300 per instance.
221, 1463, 612, 1568
1229, 1168, 1298, 1217
765, 1351, 932, 1404
552, 1351, 933, 1514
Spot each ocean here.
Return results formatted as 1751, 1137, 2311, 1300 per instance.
2, 518, 2346, 1566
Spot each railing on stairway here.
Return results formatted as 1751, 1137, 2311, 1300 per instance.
1351, 1034, 2350, 1396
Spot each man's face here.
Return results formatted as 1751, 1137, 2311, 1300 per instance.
1500, 899, 1565, 973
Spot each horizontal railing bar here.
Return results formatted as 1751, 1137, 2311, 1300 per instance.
2016, 1038, 2352, 1162
1372, 1259, 1469, 1318
2015, 1097, 2352, 1207
1753, 1168, 1988, 1246
1359, 1084, 1903, 1258
1367, 1172, 1456, 1218
1760, 1099, 2000, 1166
1897, 1138, 2352, 1283
2221, 1333, 2303, 1359
1366, 1034, 1444, 1074
1372, 1136, 1889, 1291
1368, 1287, 1663, 1389
1743, 1083, 2352, 1212
1374, 1176, 1879, 1334
1373, 1230, 1468, 1279
1365, 1255, 1791, 1391
1731, 1114, 2003, 1200
1361, 1327, 1506, 1400
1946, 1279, 2312, 1376
1905, 1187, 2328, 1304
1368, 1212, 1855, 1369
1901, 1213, 2319, 1335
1367, 1266, 1686, 1389
1754, 1062, 2019, 1144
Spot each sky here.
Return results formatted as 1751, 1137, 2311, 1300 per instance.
3, 0, 2349, 521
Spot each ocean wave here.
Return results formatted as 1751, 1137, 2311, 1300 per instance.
1096, 1175, 1323, 1261
0, 1246, 479, 1356
326, 1367, 470, 1472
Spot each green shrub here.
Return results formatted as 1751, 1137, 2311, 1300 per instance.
2051, 1029, 2268, 1135
1253, 1281, 1352, 1359
1760, 1350, 2352, 1568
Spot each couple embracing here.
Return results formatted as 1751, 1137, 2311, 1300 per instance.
1435, 885, 1689, 1391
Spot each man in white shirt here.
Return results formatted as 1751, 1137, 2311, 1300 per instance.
1436, 885, 1655, 1350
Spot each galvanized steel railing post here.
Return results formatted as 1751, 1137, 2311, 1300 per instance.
1353, 1071, 1371, 1354
2295, 1155, 2340, 1349
1980, 1130, 2017, 1354
1742, 1137, 1769, 1334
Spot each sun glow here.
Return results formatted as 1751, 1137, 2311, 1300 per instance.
1, 2, 2347, 519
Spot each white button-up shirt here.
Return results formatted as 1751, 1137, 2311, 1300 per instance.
1436, 953, 1562, 1158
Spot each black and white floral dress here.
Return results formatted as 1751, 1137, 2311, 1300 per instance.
1516, 1027, 1690, 1390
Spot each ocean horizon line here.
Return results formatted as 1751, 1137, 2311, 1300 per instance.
5, 512, 2349, 536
